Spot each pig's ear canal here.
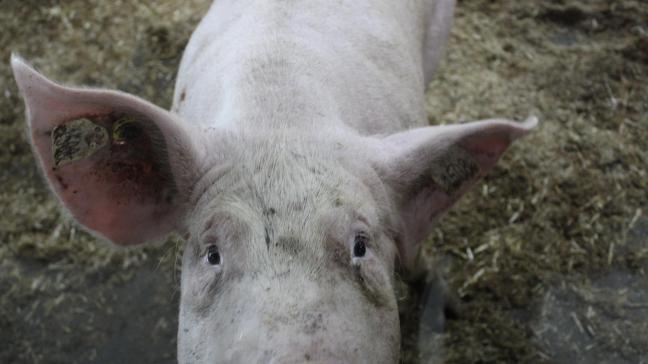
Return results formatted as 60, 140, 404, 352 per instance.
11, 55, 204, 246
377, 117, 538, 269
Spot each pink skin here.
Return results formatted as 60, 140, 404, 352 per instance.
12, 57, 204, 245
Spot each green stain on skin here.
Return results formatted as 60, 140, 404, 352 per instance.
52, 118, 109, 167
112, 116, 141, 145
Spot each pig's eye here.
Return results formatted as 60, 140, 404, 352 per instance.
206, 245, 221, 265
353, 233, 368, 258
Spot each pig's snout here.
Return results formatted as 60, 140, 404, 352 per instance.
222, 340, 345, 364
270, 355, 341, 364
221, 320, 352, 364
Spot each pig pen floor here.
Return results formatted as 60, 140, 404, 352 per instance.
1, 1, 647, 363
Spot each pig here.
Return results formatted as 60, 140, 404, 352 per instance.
11, 0, 537, 362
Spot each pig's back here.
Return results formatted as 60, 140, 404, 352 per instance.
172, 0, 429, 135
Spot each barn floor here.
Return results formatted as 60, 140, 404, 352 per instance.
1, 1, 647, 363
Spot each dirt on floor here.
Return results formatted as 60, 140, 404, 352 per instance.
1, 1, 647, 363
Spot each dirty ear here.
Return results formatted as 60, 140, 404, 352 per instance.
11, 55, 204, 246
377, 117, 537, 269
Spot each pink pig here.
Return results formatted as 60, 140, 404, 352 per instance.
12, 0, 536, 362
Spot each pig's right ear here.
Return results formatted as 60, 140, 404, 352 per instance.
11, 55, 206, 246
372, 117, 537, 269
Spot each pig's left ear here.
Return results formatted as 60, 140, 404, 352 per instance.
375, 117, 537, 269
11, 55, 206, 246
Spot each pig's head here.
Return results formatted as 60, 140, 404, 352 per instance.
12, 55, 536, 364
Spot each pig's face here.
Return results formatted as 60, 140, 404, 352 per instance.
12, 57, 536, 364
177, 135, 400, 363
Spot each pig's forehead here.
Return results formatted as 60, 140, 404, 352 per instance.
185, 137, 398, 238
192, 169, 377, 229
195, 142, 378, 212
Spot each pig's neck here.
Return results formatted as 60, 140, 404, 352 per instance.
173, 0, 427, 136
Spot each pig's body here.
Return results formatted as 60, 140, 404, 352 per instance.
172, 4, 454, 361
173, 0, 451, 134
11, 0, 538, 363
